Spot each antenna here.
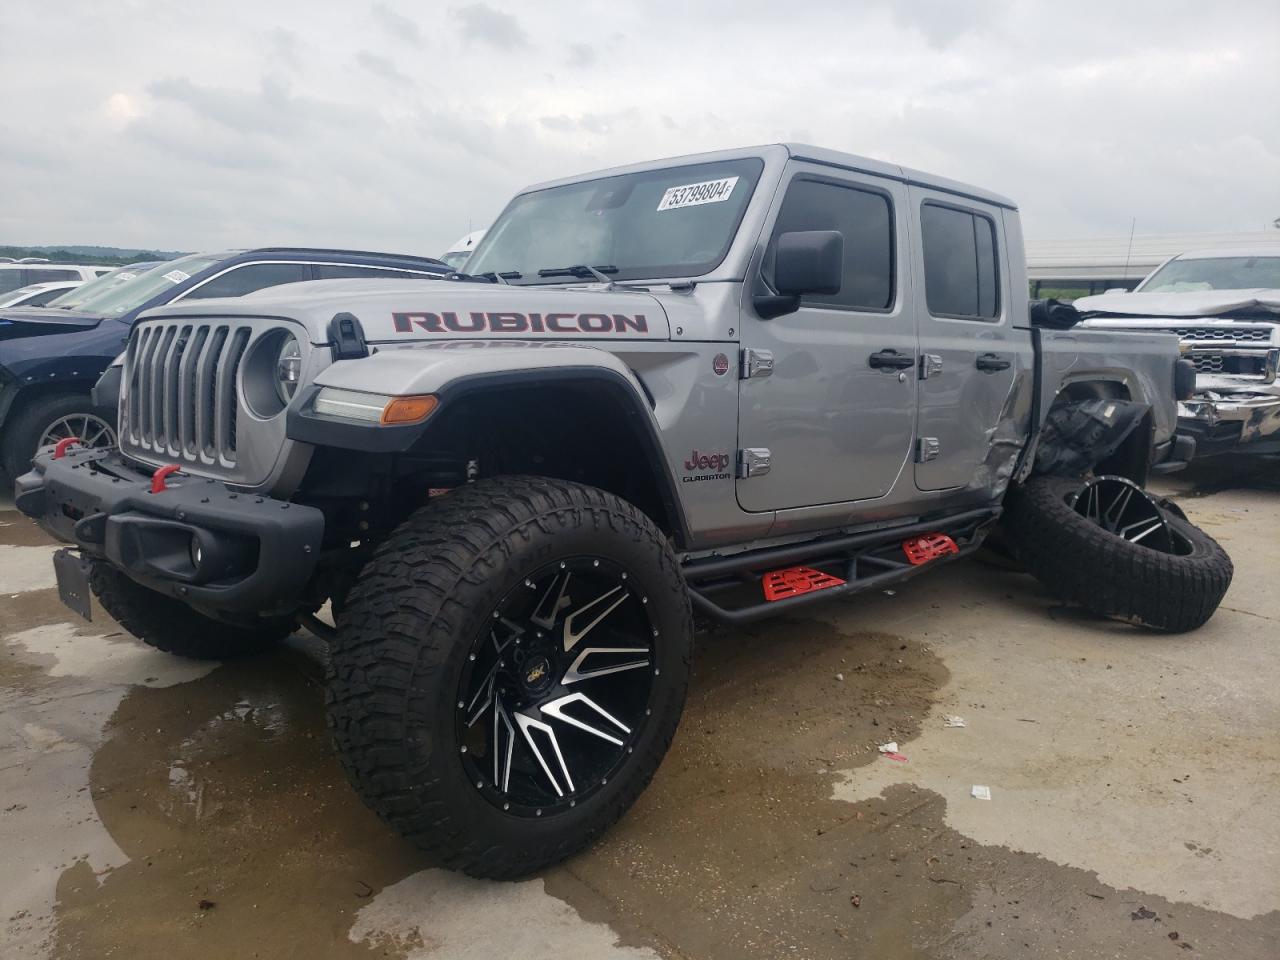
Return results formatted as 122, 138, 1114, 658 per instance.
1123, 217, 1136, 279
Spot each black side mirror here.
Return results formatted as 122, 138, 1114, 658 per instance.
754, 230, 843, 319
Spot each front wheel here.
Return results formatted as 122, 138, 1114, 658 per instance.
1004, 474, 1232, 632
326, 476, 693, 878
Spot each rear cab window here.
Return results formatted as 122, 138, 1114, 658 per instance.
920, 203, 1000, 320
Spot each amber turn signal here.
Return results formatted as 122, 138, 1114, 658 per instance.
381, 394, 439, 425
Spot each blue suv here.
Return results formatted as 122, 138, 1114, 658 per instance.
0, 247, 447, 477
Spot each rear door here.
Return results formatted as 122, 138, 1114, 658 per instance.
909, 190, 1026, 490
736, 165, 918, 511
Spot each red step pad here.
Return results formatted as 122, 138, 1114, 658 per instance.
902, 533, 959, 565
762, 566, 846, 602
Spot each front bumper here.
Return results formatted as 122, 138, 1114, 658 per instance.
1178, 390, 1280, 457
14, 446, 324, 615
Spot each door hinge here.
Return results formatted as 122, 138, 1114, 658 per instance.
916, 437, 940, 463
919, 354, 943, 379
738, 447, 772, 478
740, 348, 774, 379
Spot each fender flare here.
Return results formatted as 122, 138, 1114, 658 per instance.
285, 344, 691, 545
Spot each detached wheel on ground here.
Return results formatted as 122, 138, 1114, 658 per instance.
89, 563, 295, 659
326, 476, 693, 879
1, 391, 117, 480
1004, 474, 1232, 632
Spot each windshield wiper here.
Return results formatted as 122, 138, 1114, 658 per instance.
536, 264, 619, 283
447, 270, 522, 284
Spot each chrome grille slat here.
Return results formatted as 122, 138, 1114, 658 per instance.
1174, 327, 1272, 342
160, 326, 184, 455
148, 326, 173, 449
124, 327, 148, 443
177, 326, 208, 455
215, 328, 251, 462
197, 327, 228, 462
137, 327, 163, 447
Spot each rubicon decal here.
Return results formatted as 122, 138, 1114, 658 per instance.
393, 311, 648, 335
682, 449, 731, 483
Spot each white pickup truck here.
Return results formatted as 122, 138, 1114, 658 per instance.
1080, 248, 1280, 457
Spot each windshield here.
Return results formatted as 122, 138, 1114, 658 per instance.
467, 157, 765, 284
1139, 255, 1280, 293
72, 254, 224, 316
48, 264, 150, 309
439, 250, 472, 270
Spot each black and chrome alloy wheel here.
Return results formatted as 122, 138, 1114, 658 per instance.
457, 557, 658, 817
328, 476, 693, 877
1070, 475, 1187, 555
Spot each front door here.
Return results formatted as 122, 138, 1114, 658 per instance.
909, 190, 1026, 490
736, 165, 918, 512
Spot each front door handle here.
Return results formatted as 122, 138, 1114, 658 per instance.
869, 349, 916, 371
976, 353, 1011, 372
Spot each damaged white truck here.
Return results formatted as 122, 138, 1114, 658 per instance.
15, 144, 1232, 877
1079, 248, 1280, 457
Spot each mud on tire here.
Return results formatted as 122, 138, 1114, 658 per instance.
89, 563, 295, 659
326, 476, 693, 879
1004, 475, 1232, 632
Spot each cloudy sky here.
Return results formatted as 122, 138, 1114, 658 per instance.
3, 0, 1278, 257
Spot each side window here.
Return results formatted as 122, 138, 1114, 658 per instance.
765, 179, 894, 311
183, 262, 311, 300
0, 271, 23, 295
920, 203, 1000, 320
312, 264, 432, 281
27, 268, 80, 283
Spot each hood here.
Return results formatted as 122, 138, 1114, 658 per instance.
0, 306, 104, 341
1076, 289, 1280, 320
139, 278, 674, 343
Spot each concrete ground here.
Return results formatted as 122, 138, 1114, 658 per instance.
1, 466, 1277, 959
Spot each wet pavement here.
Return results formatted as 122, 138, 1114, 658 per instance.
1, 470, 1278, 959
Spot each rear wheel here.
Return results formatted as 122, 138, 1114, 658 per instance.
89, 563, 295, 659
327, 476, 693, 878
1005, 474, 1232, 632
1, 391, 116, 480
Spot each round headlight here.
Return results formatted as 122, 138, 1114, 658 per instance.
275, 335, 301, 405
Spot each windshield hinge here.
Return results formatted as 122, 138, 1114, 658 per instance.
328, 312, 369, 361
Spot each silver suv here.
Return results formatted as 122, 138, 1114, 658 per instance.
16, 144, 1231, 877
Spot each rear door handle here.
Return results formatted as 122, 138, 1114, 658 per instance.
869, 349, 916, 371
976, 353, 1011, 372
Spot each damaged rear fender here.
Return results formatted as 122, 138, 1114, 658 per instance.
1031, 397, 1153, 481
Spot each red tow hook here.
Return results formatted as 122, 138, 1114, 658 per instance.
52, 437, 81, 460
150, 464, 182, 493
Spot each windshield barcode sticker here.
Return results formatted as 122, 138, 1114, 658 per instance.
162, 270, 190, 284
657, 176, 739, 212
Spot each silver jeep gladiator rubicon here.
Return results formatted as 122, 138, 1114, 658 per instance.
15, 144, 1232, 877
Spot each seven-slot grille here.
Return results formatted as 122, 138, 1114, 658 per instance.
122, 320, 254, 466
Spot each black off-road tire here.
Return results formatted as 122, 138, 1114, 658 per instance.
1, 391, 116, 481
89, 563, 295, 659
1005, 475, 1232, 632
326, 476, 693, 879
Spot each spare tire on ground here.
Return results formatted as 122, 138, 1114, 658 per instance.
1004, 475, 1232, 632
